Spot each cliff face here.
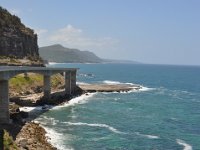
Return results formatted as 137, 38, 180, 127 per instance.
0, 6, 39, 59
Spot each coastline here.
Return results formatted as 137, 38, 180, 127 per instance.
1, 64, 197, 149
33, 92, 96, 150
9, 83, 143, 149
15, 122, 56, 149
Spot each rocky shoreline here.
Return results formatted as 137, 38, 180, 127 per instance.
15, 122, 56, 150
79, 83, 141, 92
1, 85, 83, 149
1, 83, 141, 149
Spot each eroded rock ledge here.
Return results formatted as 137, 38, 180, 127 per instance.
78, 83, 141, 92
15, 122, 56, 150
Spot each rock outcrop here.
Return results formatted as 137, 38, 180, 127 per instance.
15, 122, 56, 150
0, 6, 39, 59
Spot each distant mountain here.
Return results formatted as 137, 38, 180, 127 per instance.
39, 44, 102, 63
39, 44, 141, 64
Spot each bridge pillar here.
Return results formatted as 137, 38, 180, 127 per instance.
65, 71, 71, 95
43, 75, 51, 99
71, 70, 77, 93
0, 80, 10, 124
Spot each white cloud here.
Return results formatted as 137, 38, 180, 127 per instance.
48, 24, 118, 49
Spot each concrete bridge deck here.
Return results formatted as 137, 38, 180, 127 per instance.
0, 66, 78, 124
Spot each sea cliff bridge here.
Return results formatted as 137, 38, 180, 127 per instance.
0, 66, 78, 124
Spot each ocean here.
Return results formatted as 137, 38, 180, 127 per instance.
35, 63, 200, 150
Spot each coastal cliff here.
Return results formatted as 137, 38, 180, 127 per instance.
0, 6, 42, 66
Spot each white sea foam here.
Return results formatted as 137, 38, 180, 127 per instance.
34, 116, 59, 126
48, 62, 66, 65
78, 73, 95, 78
176, 139, 192, 150
103, 80, 155, 93
48, 62, 57, 65
42, 126, 74, 150
103, 80, 138, 86
122, 86, 155, 93
135, 132, 160, 139
19, 106, 37, 112
63, 122, 125, 134
34, 117, 74, 150
77, 81, 90, 85
19, 105, 53, 112
92, 136, 110, 141
138, 86, 155, 92
52, 93, 96, 110
103, 80, 122, 85
171, 117, 178, 121
144, 134, 159, 139
114, 98, 120, 101
101, 86, 154, 94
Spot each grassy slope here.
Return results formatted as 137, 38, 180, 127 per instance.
9, 73, 64, 96
0, 73, 64, 149
3, 130, 19, 150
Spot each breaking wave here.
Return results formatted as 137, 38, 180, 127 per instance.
63, 122, 125, 134
176, 139, 192, 150
103, 80, 122, 85
102, 80, 155, 93
52, 93, 96, 110
43, 126, 74, 150
135, 132, 160, 139
34, 116, 59, 126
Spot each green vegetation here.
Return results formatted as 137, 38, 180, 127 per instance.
10, 74, 41, 88
3, 130, 19, 150
9, 73, 64, 96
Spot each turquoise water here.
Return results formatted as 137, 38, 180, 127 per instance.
36, 64, 200, 150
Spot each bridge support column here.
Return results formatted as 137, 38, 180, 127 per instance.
65, 71, 71, 95
0, 80, 10, 124
43, 75, 51, 99
71, 70, 77, 93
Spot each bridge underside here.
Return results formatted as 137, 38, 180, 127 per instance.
0, 67, 78, 124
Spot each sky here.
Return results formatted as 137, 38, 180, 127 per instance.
1, 0, 200, 65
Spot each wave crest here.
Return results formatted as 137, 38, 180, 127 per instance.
135, 132, 159, 139
176, 139, 192, 150
103, 80, 122, 85
63, 122, 125, 134
52, 93, 96, 110
103, 80, 155, 92
43, 126, 73, 150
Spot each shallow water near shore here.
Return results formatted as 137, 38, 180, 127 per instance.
35, 63, 200, 150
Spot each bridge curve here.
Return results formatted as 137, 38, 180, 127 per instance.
0, 66, 78, 124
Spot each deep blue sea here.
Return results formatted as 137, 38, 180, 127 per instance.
35, 63, 200, 150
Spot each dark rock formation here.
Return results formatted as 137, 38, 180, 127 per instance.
15, 122, 56, 150
0, 6, 39, 59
